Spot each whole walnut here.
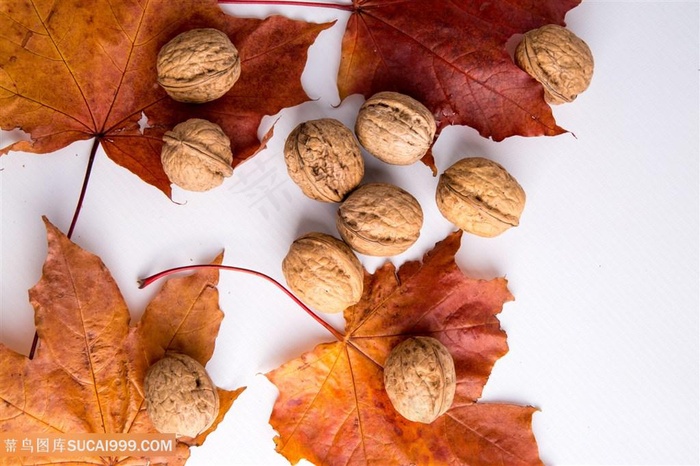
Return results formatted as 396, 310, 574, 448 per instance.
355, 91, 436, 165
336, 183, 423, 256
161, 118, 233, 192
144, 353, 219, 438
284, 119, 364, 203
383, 337, 456, 424
282, 232, 364, 314
515, 24, 594, 104
436, 157, 525, 237
157, 28, 241, 103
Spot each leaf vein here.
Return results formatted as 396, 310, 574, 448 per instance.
100, 0, 151, 134
278, 345, 344, 452
27, 0, 97, 131
447, 409, 525, 462
59, 248, 109, 434
345, 344, 369, 464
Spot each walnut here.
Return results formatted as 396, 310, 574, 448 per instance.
515, 24, 594, 104
355, 91, 436, 165
144, 353, 220, 438
282, 232, 364, 314
284, 119, 364, 202
383, 337, 456, 424
336, 183, 423, 256
161, 118, 233, 192
436, 157, 525, 237
157, 28, 241, 103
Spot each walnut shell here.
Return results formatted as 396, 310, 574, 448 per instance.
282, 232, 364, 314
383, 337, 456, 424
436, 157, 525, 237
157, 28, 241, 103
336, 183, 423, 256
161, 118, 233, 192
144, 353, 219, 438
284, 119, 364, 202
355, 91, 436, 165
515, 24, 594, 104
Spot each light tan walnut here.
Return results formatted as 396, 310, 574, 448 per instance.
436, 157, 525, 237
161, 118, 233, 192
515, 24, 594, 104
157, 28, 241, 103
383, 337, 456, 424
282, 232, 364, 314
144, 353, 220, 438
355, 91, 436, 165
284, 119, 364, 202
336, 183, 423, 256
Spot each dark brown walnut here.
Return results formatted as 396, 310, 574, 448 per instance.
355, 91, 436, 165
161, 118, 233, 192
284, 119, 364, 202
282, 232, 364, 314
144, 353, 220, 438
157, 28, 241, 103
383, 337, 456, 424
515, 24, 594, 104
436, 157, 525, 237
336, 183, 423, 256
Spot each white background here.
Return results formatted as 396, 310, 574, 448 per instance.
1, 1, 698, 465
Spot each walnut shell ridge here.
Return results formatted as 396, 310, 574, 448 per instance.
436, 157, 525, 237
144, 353, 220, 438
284, 119, 364, 202
355, 91, 436, 165
336, 183, 423, 256
161, 118, 233, 192
515, 24, 594, 104
282, 232, 364, 314
383, 337, 456, 424
157, 28, 241, 103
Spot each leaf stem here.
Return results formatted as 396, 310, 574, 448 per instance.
138, 264, 346, 342
28, 330, 40, 361
28, 136, 101, 360
218, 0, 354, 11
67, 137, 101, 238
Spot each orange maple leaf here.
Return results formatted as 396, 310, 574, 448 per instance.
0, 0, 331, 196
0, 218, 240, 465
267, 231, 541, 465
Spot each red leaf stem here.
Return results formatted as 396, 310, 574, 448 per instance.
67, 137, 101, 239
139, 264, 346, 341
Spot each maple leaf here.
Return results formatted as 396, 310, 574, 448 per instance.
0, 218, 241, 465
0, 0, 331, 196
338, 0, 580, 147
267, 231, 541, 465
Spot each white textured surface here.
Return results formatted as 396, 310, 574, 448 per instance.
1, 2, 698, 465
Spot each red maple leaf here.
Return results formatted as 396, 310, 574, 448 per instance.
267, 231, 541, 465
339, 0, 580, 143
